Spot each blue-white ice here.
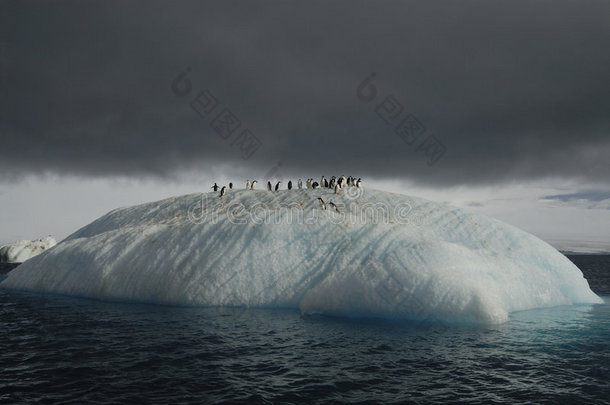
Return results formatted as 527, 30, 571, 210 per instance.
1, 188, 601, 324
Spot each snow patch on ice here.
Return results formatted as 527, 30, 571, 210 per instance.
0, 237, 56, 263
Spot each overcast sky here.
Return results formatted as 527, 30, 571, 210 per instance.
1, 0, 609, 250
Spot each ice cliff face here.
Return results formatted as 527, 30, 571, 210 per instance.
0, 188, 601, 324
0, 237, 56, 263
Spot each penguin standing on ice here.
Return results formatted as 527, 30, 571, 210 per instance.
212, 183, 219, 192
288, 180, 292, 190
229, 182, 233, 190
251, 180, 257, 190
329, 177, 336, 189
275, 181, 281, 191
312, 181, 320, 189
246, 180, 251, 190
306, 179, 312, 189
317, 197, 326, 210
219, 186, 227, 197
298, 179, 303, 189
320, 176, 326, 188
334, 184, 341, 194
356, 178, 362, 188
268, 181, 272, 191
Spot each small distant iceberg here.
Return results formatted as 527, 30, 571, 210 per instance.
0, 236, 56, 263
0, 188, 602, 324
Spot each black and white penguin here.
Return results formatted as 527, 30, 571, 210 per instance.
251, 180, 257, 190
329, 178, 336, 188
317, 197, 326, 210
219, 186, 227, 197
329, 201, 339, 213
324, 177, 329, 188
267, 181, 272, 191
356, 178, 362, 188
212, 183, 219, 192
312, 181, 320, 189
298, 179, 303, 189
229, 182, 233, 190
288, 180, 292, 190
275, 181, 281, 191
246, 180, 251, 190
334, 184, 341, 194
320, 176, 326, 188
306, 179, 312, 189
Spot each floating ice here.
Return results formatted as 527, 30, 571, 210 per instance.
0, 237, 56, 263
0, 188, 601, 324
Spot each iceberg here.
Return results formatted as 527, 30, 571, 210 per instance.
0, 236, 56, 263
0, 188, 601, 324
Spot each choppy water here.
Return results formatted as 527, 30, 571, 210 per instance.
1, 256, 609, 404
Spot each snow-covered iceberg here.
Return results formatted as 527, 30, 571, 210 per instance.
0, 237, 56, 263
0, 188, 601, 324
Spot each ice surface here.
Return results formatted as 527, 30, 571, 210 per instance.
0, 237, 56, 263
0, 188, 602, 324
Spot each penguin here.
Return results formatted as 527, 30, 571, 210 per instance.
219, 186, 226, 198
229, 182, 233, 190
329, 178, 336, 188
329, 202, 339, 213
324, 177, 329, 188
288, 180, 292, 190
298, 179, 303, 189
317, 197, 326, 210
306, 179, 312, 189
251, 180, 257, 190
321, 176, 326, 188
334, 184, 341, 194
268, 181, 272, 191
341, 176, 347, 187
246, 180, 251, 190
356, 178, 362, 188
275, 181, 281, 191
348, 176, 353, 186
312, 181, 320, 189
212, 182, 219, 192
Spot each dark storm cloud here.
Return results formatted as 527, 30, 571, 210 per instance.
1, 0, 609, 186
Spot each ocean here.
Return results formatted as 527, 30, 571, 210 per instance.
0, 255, 608, 404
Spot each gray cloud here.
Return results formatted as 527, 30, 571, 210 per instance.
543, 190, 610, 203
541, 190, 610, 210
1, 0, 609, 186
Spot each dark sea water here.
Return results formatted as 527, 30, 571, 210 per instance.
1, 256, 609, 404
